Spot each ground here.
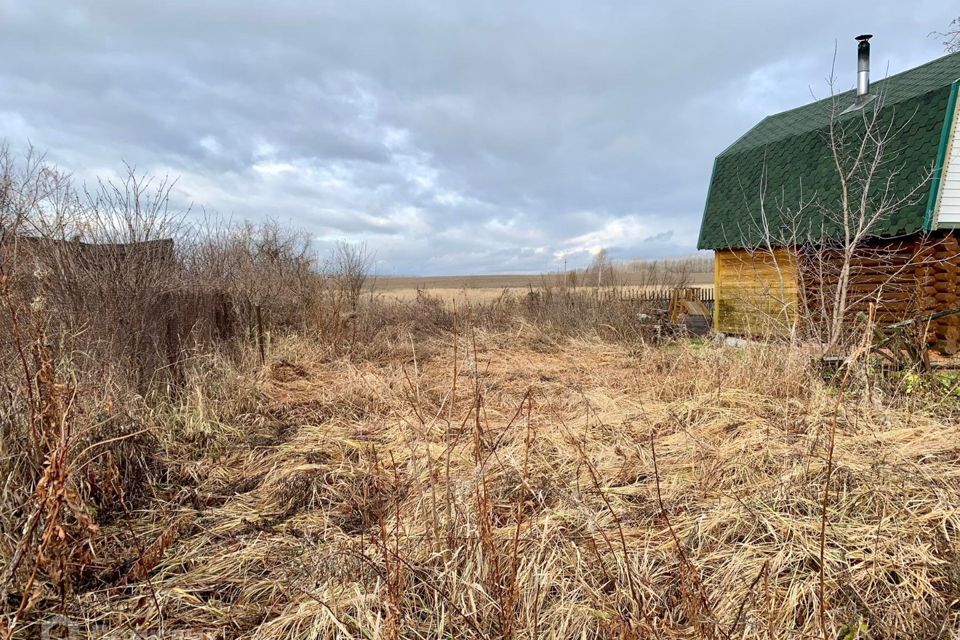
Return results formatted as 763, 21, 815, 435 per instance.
57, 326, 960, 639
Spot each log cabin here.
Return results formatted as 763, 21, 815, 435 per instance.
698, 37, 960, 352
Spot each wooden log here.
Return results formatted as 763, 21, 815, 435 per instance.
848, 274, 918, 284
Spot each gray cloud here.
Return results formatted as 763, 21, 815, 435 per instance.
0, 0, 955, 274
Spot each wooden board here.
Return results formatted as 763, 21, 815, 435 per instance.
714, 248, 799, 336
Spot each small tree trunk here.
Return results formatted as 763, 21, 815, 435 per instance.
255, 304, 266, 366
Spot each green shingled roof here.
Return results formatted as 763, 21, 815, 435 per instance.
698, 51, 960, 250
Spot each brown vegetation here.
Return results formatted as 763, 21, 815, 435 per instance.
2, 147, 960, 639
377, 256, 713, 298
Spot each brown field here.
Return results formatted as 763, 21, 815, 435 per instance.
3, 152, 960, 639
375, 271, 714, 304
7, 289, 960, 638
377, 270, 714, 290
0, 152, 960, 640
5, 219, 960, 639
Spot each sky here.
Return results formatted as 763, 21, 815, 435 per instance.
0, 1, 956, 275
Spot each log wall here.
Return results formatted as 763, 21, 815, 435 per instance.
919, 233, 960, 352
798, 239, 927, 328
715, 233, 960, 353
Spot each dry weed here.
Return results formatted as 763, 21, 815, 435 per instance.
0, 325, 949, 639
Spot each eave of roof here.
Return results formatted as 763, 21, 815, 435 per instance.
698, 51, 960, 251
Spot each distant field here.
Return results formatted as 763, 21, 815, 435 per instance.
376, 271, 713, 291
378, 286, 528, 304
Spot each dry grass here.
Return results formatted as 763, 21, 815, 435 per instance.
375, 269, 714, 294
378, 283, 713, 305
8, 322, 958, 639
4, 145, 957, 639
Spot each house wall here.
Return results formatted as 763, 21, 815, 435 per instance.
916, 232, 960, 353
799, 239, 926, 326
714, 248, 799, 335
799, 234, 960, 353
716, 235, 960, 353
936, 91, 960, 225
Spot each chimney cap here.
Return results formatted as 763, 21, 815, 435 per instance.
856, 34, 873, 42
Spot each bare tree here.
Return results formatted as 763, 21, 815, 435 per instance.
328, 241, 374, 310
582, 248, 619, 287
621, 255, 707, 289
731, 57, 941, 355
940, 17, 960, 53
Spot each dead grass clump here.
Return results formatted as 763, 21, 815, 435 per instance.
71, 406, 160, 521
253, 438, 409, 535
639, 339, 820, 403
334, 287, 659, 359
269, 358, 309, 382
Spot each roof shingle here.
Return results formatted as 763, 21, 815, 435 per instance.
698, 51, 960, 250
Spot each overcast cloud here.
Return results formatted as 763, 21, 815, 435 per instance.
0, 0, 955, 274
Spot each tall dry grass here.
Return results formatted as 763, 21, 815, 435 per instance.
2, 145, 960, 639
4, 309, 960, 638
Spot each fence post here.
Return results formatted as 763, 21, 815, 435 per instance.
165, 299, 184, 398
256, 304, 266, 366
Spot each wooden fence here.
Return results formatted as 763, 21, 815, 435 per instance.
535, 286, 715, 311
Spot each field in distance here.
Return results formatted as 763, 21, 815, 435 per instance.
376, 271, 713, 302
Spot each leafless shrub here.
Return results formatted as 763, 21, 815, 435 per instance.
185, 218, 317, 334
621, 255, 709, 289
0, 150, 197, 390
581, 248, 620, 287
327, 240, 375, 311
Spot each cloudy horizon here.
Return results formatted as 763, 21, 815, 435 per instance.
1, 1, 956, 275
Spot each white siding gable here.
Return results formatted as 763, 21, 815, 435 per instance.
936, 96, 960, 225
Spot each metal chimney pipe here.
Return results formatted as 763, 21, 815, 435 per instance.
856, 34, 872, 100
